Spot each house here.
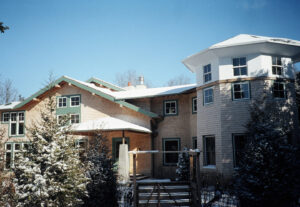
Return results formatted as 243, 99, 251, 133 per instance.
1, 34, 300, 179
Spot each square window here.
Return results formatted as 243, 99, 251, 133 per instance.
203, 64, 212, 83
58, 97, 67, 108
3, 113, 9, 122
71, 96, 80, 107
71, 114, 80, 124
203, 88, 213, 104
192, 97, 197, 113
163, 138, 180, 165
164, 100, 177, 115
233, 57, 247, 76
232, 82, 250, 100
203, 136, 215, 166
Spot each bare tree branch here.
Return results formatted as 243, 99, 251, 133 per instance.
166, 74, 191, 86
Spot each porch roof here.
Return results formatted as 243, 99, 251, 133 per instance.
71, 116, 152, 134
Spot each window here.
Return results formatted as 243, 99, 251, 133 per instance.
192, 137, 197, 149
203, 136, 215, 166
233, 57, 247, 76
203, 88, 213, 104
192, 97, 197, 113
71, 96, 80, 107
71, 114, 80, 124
163, 138, 180, 165
5, 142, 28, 169
272, 57, 283, 75
58, 97, 67, 108
76, 139, 87, 161
2, 113, 9, 122
232, 82, 250, 100
203, 64, 212, 83
233, 134, 247, 168
273, 81, 285, 98
164, 100, 177, 116
3, 112, 25, 136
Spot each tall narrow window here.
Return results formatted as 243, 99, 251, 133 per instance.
233, 57, 247, 76
203, 64, 212, 83
163, 138, 180, 165
203, 136, 215, 166
5, 143, 12, 169
164, 100, 178, 115
273, 81, 285, 98
18, 112, 24, 135
203, 88, 214, 104
58, 97, 67, 108
232, 82, 250, 100
10, 112, 17, 136
233, 134, 247, 168
192, 97, 197, 113
272, 57, 283, 75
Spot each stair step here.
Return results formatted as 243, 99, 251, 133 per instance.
139, 192, 190, 197
139, 198, 190, 204
139, 185, 190, 190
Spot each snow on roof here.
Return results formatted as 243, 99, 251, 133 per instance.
87, 77, 124, 91
113, 84, 197, 100
210, 34, 300, 49
0, 101, 21, 110
71, 116, 152, 133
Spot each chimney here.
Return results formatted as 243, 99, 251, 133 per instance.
138, 76, 144, 85
128, 82, 132, 86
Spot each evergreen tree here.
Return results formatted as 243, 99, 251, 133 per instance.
234, 98, 300, 207
176, 147, 190, 181
83, 133, 118, 207
13, 96, 88, 207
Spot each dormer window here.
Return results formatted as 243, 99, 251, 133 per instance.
233, 57, 247, 76
272, 57, 283, 75
203, 64, 212, 83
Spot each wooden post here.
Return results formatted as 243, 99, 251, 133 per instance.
196, 151, 201, 206
133, 153, 137, 207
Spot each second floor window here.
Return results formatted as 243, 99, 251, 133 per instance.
2, 112, 25, 136
272, 57, 283, 75
203, 64, 212, 83
232, 82, 250, 100
71, 96, 80, 107
164, 100, 177, 115
58, 97, 67, 108
203, 88, 214, 104
233, 57, 247, 76
192, 97, 197, 113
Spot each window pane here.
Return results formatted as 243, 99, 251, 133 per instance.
272, 66, 277, 74
234, 68, 240, 76
204, 136, 215, 165
23, 144, 29, 150
277, 67, 282, 75
71, 114, 80, 124
272, 57, 276, 65
6, 152, 11, 169
19, 112, 24, 121
19, 123, 24, 135
15, 144, 21, 150
277, 58, 282, 66
11, 113, 17, 121
234, 84, 241, 91
3, 113, 9, 122
241, 67, 247, 75
240, 58, 246, 66
233, 58, 239, 66
6, 144, 12, 151
234, 92, 241, 99
11, 123, 16, 135
164, 140, 179, 164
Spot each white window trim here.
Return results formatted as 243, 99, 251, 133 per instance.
2, 112, 10, 123
233, 57, 248, 76
272, 56, 284, 76
57, 97, 67, 108
203, 64, 212, 83
164, 100, 177, 115
70, 96, 80, 107
232, 82, 250, 101
203, 87, 214, 105
70, 114, 80, 124
8, 112, 25, 136
192, 97, 197, 113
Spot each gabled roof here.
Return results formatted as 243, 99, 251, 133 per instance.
71, 116, 151, 133
86, 77, 125, 91
8, 76, 158, 118
113, 84, 197, 100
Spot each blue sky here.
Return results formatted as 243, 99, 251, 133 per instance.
1, 0, 300, 98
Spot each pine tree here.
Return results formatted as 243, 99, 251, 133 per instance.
13, 96, 88, 207
234, 98, 300, 207
83, 133, 118, 207
176, 147, 190, 181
